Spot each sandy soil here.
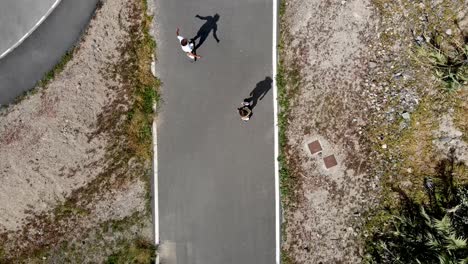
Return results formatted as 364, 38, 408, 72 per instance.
281, 0, 468, 263
280, 0, 381, 263
0, 0, 153, 260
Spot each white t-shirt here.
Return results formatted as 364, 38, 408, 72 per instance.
177, 36, 194, 53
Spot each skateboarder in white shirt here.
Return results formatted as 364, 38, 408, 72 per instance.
176, 27, 201, 60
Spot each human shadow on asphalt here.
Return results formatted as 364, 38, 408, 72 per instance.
244, 77, 273, 109
191, 14, 220, 51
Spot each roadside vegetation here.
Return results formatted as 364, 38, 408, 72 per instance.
365, 154, 468, 263
106, 237, 156, 264
38, 50, 75, 88
9, 49, 75, 106
278, 0, 467, 262
413, 34, 467, 92
277, 1, 301, 263
363, 0, 468, 262
0, 0, 159, 262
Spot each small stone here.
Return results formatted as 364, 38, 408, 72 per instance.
402, 112, 410, 120
440, 137, 451, 143
407, 168, 413, 173
415, 35, 424, 45
369, 62, 377, 68
393, 72, 403, 79
445, 29, 452, 35
151, 61, 156, 77
399, 121, 408, 130
382, 144, 387, 149
341, 0, 346, 4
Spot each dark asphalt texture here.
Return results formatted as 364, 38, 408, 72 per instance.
156, 0, 275, 263
0, 0, 99, 105
0, 0, 57, 57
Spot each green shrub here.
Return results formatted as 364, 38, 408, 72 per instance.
414, 34, 468, 92
365, 154, 468, 264
106, 238, 156, 264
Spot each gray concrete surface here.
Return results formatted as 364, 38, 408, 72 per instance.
0, 0, 99, 105
155, 0, 275, 263
0, 0, 58, 58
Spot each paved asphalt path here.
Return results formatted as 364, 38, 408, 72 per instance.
0, 0, 99, 105
156, 0, 275, 263
0, 0, 58, 58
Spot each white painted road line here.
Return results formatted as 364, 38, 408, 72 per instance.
272, 0, 280, 263
153, 108, 160, 264
0, 0, 62, 60
153, 111, 159, 245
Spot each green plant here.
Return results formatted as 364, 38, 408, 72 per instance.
414, 34, 468, 92
364, 155, 468, 264
53, 201, 90, 221
106, 238, 156, 264
38, 50, 74, 87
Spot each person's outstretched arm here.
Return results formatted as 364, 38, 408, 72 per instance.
213, 25, 220, 43
176, 27, 180, 36
195, 14, 208, 20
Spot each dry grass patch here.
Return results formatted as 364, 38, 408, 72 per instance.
454, 89, 468, 142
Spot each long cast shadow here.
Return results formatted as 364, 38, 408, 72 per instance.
244, 77, 273, 109
191, 14, 220, 51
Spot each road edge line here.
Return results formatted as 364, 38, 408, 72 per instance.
152, 112, 160, 264
272, 0, 280, 263
152, 110, 159, 245
0, 0, 62, 60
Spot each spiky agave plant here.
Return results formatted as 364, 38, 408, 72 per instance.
364, 158, 468, 263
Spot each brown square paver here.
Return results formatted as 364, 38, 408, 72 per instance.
308, 140, 322, 155
323, 155, 338, 169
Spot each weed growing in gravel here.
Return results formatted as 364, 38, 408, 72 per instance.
38, 50, 74, 88
363, 0, 468, 262
124, 0, 160, 161
10, 49, 75, 105
277, 0, 304, 262
364, 155, 468, 263
277, 63, 291, 198
106, 238, 156, 264
277, 0, 302, 204
413, 34, 468, 92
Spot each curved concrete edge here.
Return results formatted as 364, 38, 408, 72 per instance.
0, 0, 62, 60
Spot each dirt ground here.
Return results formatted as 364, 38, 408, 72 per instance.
0, 0, 155, 261
280, 0, 381, 263
281, 0, 467, 263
